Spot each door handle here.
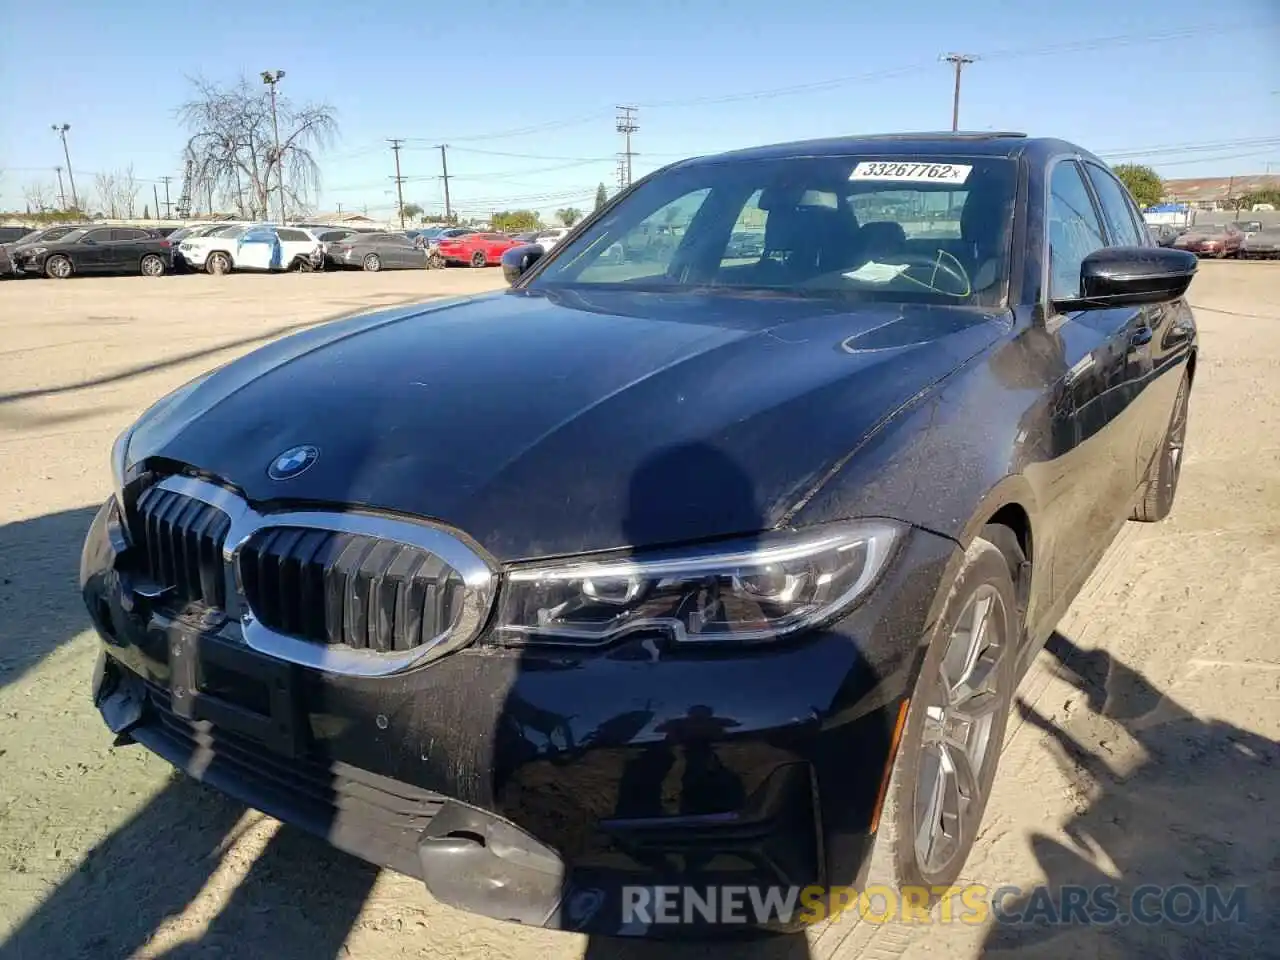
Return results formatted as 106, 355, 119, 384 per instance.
1129, 327, 1153, 349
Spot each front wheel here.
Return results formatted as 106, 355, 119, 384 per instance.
862, 530, 1019, 899
470, 250, 487, 268
363, 253, 381, 272
45, 255, 73, 279
140, 254, 166, 277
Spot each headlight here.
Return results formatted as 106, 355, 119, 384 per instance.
495, 520, 902, 646
29, 246, 47, 256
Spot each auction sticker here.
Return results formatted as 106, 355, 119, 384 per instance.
850, 161, 972, 183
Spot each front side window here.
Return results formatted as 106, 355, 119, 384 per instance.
1085, 164, 1144, 246
531, 155, 1017, 306
277, 229, 309, 242
82, 229, 113, 244
1048, 161, 1106, 300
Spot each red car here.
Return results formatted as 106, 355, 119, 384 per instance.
1172, 224, 1244, 258
435, 231, 522, 267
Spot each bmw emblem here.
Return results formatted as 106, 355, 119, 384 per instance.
268, 444, 320, 480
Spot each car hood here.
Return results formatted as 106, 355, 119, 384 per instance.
128, 289, 1007, 561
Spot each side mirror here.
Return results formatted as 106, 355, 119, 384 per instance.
501, 243, 545, 285
1062, 246, 1198, 310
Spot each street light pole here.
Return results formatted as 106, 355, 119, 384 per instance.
51, 124, 79, 209
261, 70, 287, 221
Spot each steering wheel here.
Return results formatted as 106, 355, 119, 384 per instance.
883, 250, 972, 297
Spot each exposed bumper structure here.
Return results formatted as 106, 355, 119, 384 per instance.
82, 492, 958, 935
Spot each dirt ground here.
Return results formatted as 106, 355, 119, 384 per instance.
0, 264, 1277, 960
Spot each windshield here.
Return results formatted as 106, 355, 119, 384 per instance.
210, 224, 249, 238
530, 155, 1016, 305
29, 225, 80, 244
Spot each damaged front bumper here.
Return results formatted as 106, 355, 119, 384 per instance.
81, 495, 957, 936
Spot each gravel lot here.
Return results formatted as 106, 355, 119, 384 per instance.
1, 264, 1277, 960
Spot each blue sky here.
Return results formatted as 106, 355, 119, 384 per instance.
1, 0, 1277, 218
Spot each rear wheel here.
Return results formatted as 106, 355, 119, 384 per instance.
140, 254, 166, 277
45, 255, 73, 279
470, 250, 487, 268
1131, 371, 1190, 522
363, 253, 381, 272
861, 530, 1019, 898
206, 252, 231, 276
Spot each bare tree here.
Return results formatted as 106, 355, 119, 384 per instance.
117, 165, 140, 218
94, 170, 120, 217
22, 181, 54, 213
179, 76, 337, 219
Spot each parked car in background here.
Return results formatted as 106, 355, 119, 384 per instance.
1145, 223, 1182, 247
725, 229, 766, 259
232, 225, 323, 273
1231, 220, 1264, 238
532, 227, 570, 251
0, 243, 14, 278
1240, 228, 1280, 260
435, 231, 522, 267
176, 223, 253, 274
6, 224, 85, 257
325, 231, 429, 271
0, 226, 37, 244
1172, 224, 1244, 258
13, 226, 171, 279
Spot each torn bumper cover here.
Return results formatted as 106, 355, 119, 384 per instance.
82, 495, 957, 936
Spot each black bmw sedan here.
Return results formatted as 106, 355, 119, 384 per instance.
81, 132, 1197, 937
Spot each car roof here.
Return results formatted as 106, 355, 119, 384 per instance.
672, 131, 1089, 168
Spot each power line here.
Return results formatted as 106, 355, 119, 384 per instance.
439, 144, 452, 221
941, 53, 978, 131
388, 138, 406, 227
616, 106, 638, 189
159, 176, 173, 219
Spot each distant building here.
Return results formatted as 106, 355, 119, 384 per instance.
1161, 174, 1279, 210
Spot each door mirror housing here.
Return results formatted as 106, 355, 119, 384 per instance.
1058, 246, 1197, 310
501, 243, 545, 285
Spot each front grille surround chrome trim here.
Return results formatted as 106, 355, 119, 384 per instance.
148, 474, 496, 677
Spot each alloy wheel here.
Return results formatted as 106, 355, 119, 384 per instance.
141, 255, 164, 277
913, 584, 1007, 877
1162, 378, 1190, 498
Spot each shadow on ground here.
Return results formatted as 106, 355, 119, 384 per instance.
980, 632, 1278, 958
0, 505, 100, 693
1, 772, 379, 960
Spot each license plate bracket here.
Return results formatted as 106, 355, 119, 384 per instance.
168, 627, 305, 758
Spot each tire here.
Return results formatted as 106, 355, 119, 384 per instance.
860, 529, 1020, 900
363, 253, 381, 272
427, 252, 445, 270
1131, 371, 1190, 522
470, 250, 487, 268
206, 252, 231, 276
45, 255, 73, 280
140, 254, 166, 277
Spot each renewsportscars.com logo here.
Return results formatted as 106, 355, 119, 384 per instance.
617, 883, 1250, 928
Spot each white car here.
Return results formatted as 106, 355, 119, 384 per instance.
176, 223, 252, 274
533, 227, 570, 251
177, 223, 321, 275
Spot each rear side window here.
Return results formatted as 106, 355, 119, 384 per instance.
111, 228, 148, 241
1085, 164, 1144, 247
277, 229, 309, 242
1048, 161, 1107, 300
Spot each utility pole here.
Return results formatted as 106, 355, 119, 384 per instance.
389, 138, 407, 228
941, 54, 978, 131
616, 155, 629, 193
439, 144, 453, 222
261, 70, 287, 221
615, 106, 639, 187
51, 124, 78, 209
160, 176, 173, 219
153, 183, 161, 221
54, 166, 66, 208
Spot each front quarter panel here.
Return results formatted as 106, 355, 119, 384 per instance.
793, 313, 1074, 635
